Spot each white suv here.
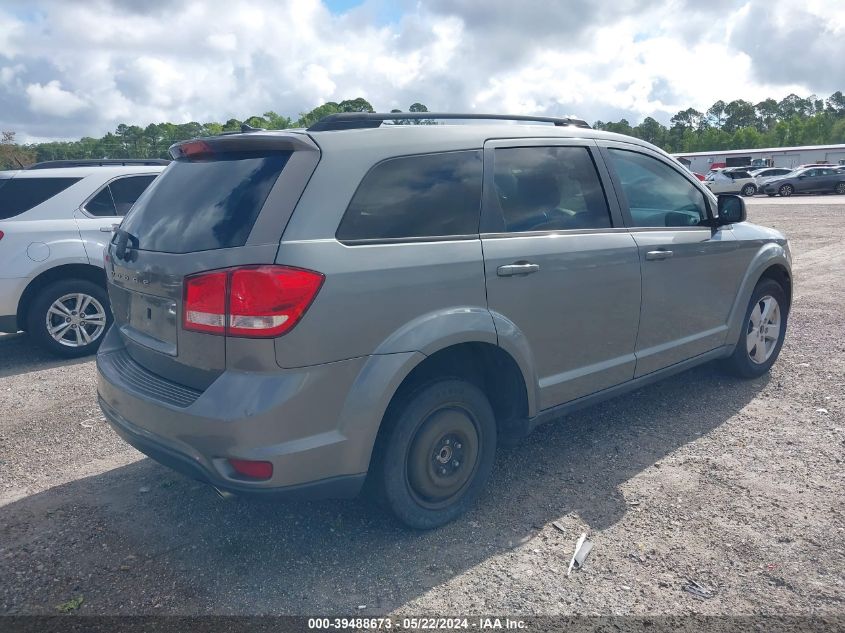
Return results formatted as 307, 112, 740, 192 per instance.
0, 160, 165, 356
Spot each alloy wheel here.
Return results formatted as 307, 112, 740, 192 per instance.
779, 184, 793, 197
46, 292, 108, 348
746, 295, 781, 365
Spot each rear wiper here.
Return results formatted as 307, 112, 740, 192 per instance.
113, 229, 139, 262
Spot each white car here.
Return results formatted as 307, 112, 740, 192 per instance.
704, 167, 759, 196
0, 160, 166, 356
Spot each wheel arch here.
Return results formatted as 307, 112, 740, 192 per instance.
341, 341, 531, 479
16, 263, 107, 331
758, 263, 792, 311
725, 247, 792, 348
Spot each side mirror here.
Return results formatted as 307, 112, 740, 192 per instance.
716, 194, 746, 225
797, 174, 806, 179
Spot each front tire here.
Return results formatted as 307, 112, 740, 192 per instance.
835, 182, 845, 195
778, 184, 794, 197
27, 279, 112, 358
741, 183, 757, 196
722, 279, 787, 379
376, 379, 497, 529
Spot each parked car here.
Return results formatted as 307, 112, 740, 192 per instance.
692, 172, 706, 181
96, 113, 792, 529
704, 167, 758, 196
0, 159, 167, 356
760, 166, 845, 197
750, 167, 793, 193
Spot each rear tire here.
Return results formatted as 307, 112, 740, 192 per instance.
778, 184, 794, 197
27, 279, 112, 358
741, 183, 757, 196
375, 379, 497, 529
722, 279, 787, 379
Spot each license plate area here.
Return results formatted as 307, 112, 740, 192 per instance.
123, 292, 179, 355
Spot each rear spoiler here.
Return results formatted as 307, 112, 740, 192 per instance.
169, 132, 317, 160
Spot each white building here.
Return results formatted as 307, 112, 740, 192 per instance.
673, 144, 845, 174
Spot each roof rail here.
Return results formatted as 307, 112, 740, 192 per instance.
307, 112, 591, 132
25, 159, 170, 170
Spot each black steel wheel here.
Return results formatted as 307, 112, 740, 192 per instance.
375, 379, 496, 529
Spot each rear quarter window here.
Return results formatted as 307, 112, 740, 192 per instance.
0, 177, 81, 219
336, 150, 483, 242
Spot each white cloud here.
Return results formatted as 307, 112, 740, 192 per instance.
25, 80, 88, 117
0, 0, 842, 141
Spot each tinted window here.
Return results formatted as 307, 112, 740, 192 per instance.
732, 171, 751, 179
84, 186, 116, 216
120, 152, 290, 253
0, 177, 81, 219
336, 151, 482, 241
492, 146, 611, 232
109, 175, 157, 215
607, 149, 708, 228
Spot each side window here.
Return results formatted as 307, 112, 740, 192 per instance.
492, 146, 611, 232
0, 177, 81, 220
337, 151, 482, 241
109, 175, 157, 215
85, 175, 157, 217
733, 171, 751, 179
607, 149, 709, 228
84, 187, 117, 216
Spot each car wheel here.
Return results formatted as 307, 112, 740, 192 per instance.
27, 279, 112, 358
376, 378, 497, 529
741, 183, 756, 196
836, 182, 845, 195
778, 184, 794, 197
722, 279, 787, 379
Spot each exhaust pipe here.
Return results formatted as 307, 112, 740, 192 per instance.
212, 486, 236, 501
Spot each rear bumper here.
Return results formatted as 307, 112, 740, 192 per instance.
96, 326, 376, 497
100, 397, 365, 498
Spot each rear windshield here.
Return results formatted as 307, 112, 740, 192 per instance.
0, 177, 81, 219
120, 150, 291, 253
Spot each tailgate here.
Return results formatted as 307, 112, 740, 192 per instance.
105, 132, 320, 389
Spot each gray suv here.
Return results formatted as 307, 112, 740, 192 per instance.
97, 113, 792, 528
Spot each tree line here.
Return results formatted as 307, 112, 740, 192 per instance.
0, 98, 430, 168
594, 91, 845, 154
2, 91, 845, 170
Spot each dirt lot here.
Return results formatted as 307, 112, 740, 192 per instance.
1, 198, 843, 617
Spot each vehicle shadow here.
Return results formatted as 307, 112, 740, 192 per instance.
0, 332, 92, 379
1, 363, 767, 615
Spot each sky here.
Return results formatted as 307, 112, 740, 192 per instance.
1, 0, 844, 143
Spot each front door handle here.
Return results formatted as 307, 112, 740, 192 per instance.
497, 262, 540, 277
645, 249, 674, 261
100, 224, 119, 233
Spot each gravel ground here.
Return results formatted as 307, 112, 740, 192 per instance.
0, 198, 843, 617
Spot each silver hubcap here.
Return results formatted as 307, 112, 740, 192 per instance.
46, 293, 107, 348
746, 295, 781, 365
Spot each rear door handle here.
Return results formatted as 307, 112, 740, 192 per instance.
497, 263, 540, 277
645, 249, 673, 261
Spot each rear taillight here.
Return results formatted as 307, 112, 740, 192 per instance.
183, 270, 228, 334
0, 230, 4, 241
182, 266, 324, 338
